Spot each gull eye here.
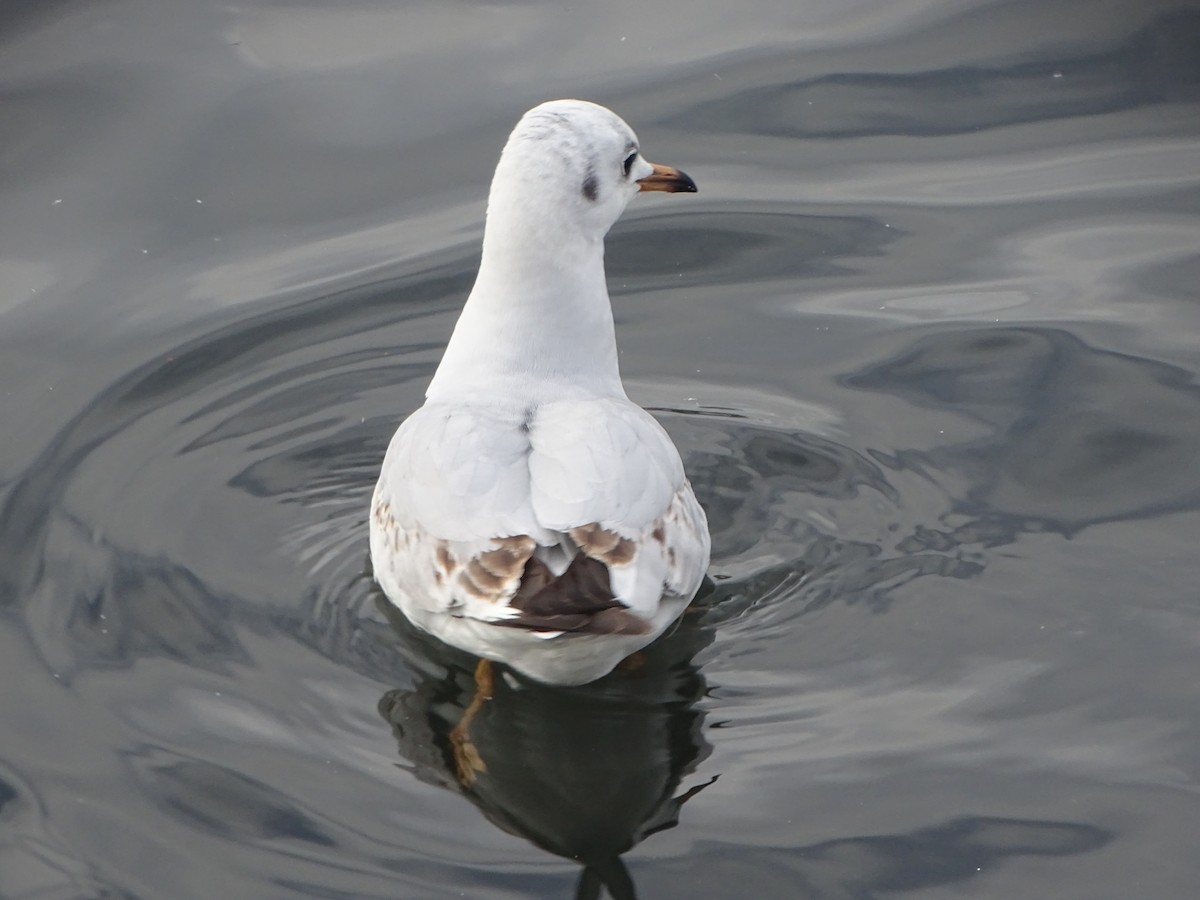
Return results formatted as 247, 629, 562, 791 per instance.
622, 151, 638, 178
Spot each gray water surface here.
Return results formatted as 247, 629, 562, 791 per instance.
2, 1, 1200, 897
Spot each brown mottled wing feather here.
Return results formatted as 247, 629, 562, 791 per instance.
568, 523, 636, 566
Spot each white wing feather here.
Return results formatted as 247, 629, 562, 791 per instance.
528, 398, 679, 531
372, 397, 708, 623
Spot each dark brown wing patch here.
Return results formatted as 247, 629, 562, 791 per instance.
501, 553, 650, 635
510, 552, 615, 617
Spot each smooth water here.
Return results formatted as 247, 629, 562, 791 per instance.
2, 1, 1199, 897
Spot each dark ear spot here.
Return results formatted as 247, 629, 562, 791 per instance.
581, 170, 598, 202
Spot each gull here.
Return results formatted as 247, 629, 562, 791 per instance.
370, 99, 710, 692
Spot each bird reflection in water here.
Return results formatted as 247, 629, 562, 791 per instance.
377, 592, 717, 900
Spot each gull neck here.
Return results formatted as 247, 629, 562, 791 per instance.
426, 221, 626, 405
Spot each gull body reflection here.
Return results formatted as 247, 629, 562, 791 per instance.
377, 595, 717, 899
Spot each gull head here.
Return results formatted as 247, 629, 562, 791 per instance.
485, 99, 697, 244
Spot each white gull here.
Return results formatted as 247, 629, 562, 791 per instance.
370, 99, 710, 686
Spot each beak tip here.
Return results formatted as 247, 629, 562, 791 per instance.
637, 163, 699, 194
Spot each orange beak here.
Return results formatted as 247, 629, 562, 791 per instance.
637, 162, 698, 193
